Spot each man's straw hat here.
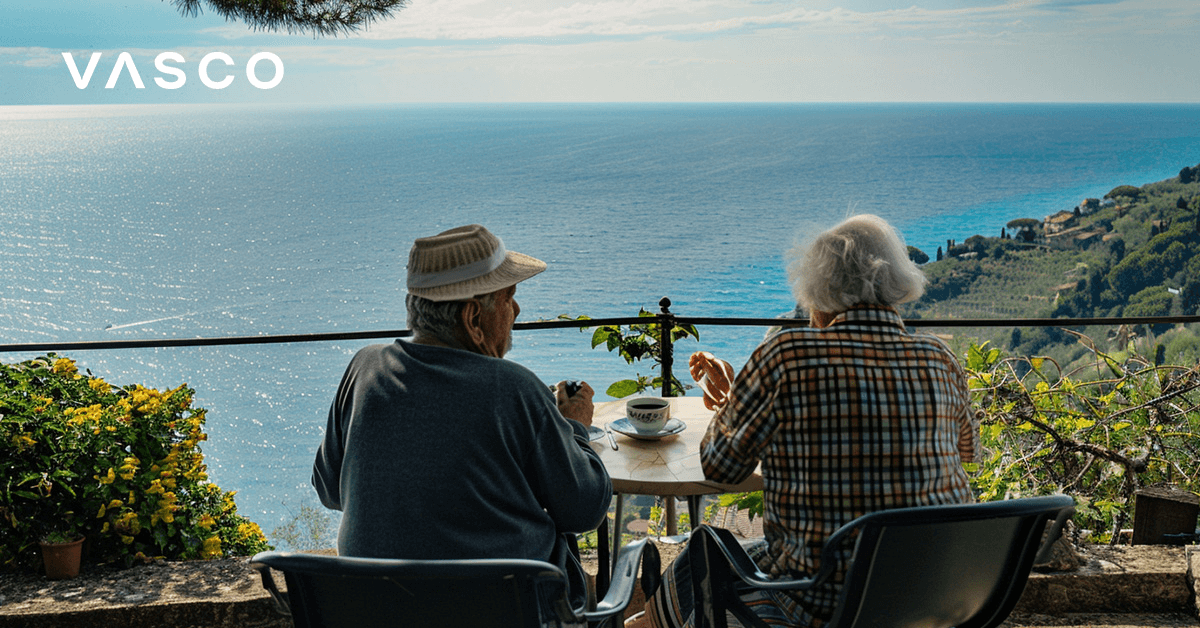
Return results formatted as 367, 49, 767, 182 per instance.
406, 224, 546, 302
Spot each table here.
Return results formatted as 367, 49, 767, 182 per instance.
588, 396, 762, 586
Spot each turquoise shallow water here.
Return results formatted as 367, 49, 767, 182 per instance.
3, 102, 1200, 531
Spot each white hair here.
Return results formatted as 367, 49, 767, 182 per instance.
406, 291, 498, 343
787, 214, 926, 313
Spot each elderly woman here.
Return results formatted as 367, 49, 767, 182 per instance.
636, 214, 978, 628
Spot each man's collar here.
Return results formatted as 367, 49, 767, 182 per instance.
829, 305, 907, 331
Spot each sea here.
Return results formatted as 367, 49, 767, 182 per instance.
4, 102, 1200, 538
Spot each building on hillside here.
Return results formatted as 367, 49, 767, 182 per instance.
1078, 198, 1101, 214
1044, 210, 1077, 235
1045, 224, 1108, 249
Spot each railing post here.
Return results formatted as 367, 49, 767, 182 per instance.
659, 297, 674, 397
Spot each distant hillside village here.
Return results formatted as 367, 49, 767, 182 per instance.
931, 189, 1198, 263
902, 162, 1200, 372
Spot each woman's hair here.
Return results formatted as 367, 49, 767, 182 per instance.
787, 214, 926, 313
406, 291, 498, 343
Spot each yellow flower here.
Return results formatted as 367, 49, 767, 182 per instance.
88, 377, 111, 394
11, 433, 35, 451
97, 503, 107, 518
197, 514, 216, 530
96, 467, 116, 485
121, 535, 134, 545
52, 357, 78, 376
201, 535, 222, 559
117, 512, 141, 534
118, 457, 139, 481
237, 522, 264, 541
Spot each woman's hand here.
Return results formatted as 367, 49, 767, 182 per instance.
689, 351, 735, 410
555, 380, 595, 427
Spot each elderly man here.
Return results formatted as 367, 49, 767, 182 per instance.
635, 214, 978, 628
312, 224, 611, 608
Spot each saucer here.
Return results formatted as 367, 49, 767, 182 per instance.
610, 417, 686, 440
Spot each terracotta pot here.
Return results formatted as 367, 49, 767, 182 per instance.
40, 537, 85, 580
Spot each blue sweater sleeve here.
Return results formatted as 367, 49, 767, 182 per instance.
524, 387, 613, 533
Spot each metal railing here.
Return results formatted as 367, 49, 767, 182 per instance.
4, 296, 1199, 398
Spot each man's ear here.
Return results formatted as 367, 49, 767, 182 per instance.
458, 300, 486, 349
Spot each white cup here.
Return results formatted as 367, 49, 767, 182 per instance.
626, 398, 671, 433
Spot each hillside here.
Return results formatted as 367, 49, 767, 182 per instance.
900, 162, 1200, 370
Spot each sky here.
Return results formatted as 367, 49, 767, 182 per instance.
0, 0, 1198, 105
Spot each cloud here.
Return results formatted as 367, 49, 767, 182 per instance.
0, 47, 62, 68
357, 0, 840, 41
334, 0, 1198, 46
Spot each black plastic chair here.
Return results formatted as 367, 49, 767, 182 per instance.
251, 537, 660, 628
688, 494, 1076, 628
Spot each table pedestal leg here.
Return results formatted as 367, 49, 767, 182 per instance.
687, 495, 701, 532
610, 493, 625, 578
665, 498, 677, 536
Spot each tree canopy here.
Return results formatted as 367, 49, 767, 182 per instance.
1005, 218, 1040, 230
169, 0, 408, 36
1104, 184, 1142, 201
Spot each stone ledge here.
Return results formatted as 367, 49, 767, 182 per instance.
2, 544, 1197, 627
1014, 545, 1197, 615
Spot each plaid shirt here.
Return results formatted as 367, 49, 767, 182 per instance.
700, 305, 977, 622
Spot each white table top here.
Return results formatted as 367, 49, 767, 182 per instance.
589, 395, 763, 497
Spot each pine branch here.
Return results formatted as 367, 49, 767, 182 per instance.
169, 0, 409, 37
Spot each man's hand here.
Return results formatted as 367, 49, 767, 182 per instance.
689, 351, 735, 411
555, 380, 595, 427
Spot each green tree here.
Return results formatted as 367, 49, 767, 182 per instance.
169, 0, 408, 36
907, 246, 929, 265
964, 234, 989, 255
1105, 185, 1143, 202
1125, 286, 1175, 335
1107, 226, 1198, 298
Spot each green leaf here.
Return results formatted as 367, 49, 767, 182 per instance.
606, 380, 640, 398
590, 327, 612, 349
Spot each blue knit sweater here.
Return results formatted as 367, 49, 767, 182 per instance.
312, 340, 612, 606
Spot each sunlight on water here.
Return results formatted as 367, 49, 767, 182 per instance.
3, 102, 1200, 532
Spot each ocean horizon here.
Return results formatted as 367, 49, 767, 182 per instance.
4, 102, 1200, 535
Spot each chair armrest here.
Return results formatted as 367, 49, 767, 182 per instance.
583, 538, 660, 625
249, 554, 292, 617
1033, 503, 1076, 565
693, 526, 827, 592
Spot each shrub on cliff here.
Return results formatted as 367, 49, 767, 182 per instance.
0, 355, 271, 571
967, 340, 1200, 541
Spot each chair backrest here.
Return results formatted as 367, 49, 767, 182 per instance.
251, 551, 582, 628
827, 495, 1075, 628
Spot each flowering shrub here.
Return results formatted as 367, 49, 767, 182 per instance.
1, 354, 271, 571
966, 339, 1200, 541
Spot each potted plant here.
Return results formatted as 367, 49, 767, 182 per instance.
39, 524, 85, 580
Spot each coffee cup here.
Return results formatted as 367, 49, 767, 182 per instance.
626, 398, 671, 433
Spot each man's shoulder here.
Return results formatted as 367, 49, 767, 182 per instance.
347, 340, 406, 365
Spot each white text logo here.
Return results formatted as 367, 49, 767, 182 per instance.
62, 52, 284, 90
